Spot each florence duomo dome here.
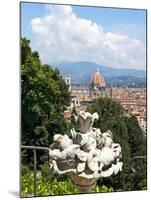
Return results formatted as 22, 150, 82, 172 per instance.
90, 69, 106, 97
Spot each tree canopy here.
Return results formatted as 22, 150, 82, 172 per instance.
21, 38, 71, 164
87, 97, 147, 191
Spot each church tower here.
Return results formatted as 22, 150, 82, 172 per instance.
110, 82, 113, 98
64, 75, 71, 92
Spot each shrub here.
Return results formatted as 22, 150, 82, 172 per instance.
21, 171, 115, 197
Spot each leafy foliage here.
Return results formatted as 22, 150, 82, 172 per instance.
21, 38, 70, 164
21, 172, 78, 197
87, 97, 147, 191
21, 169, 116, 197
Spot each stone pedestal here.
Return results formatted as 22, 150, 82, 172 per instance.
70, 172, 97, 193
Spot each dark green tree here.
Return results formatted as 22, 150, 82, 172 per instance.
124, 115, 147, 190
87, 97, 124, 132
87, 97, 147, 191
21, 38, 70, 164
125, 115, 146, 156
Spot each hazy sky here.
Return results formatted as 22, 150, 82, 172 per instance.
21, 2, 146, 70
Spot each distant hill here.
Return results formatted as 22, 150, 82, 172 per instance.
51, 61, 146, 86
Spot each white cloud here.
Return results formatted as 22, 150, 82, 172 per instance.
30, 5, 146, 69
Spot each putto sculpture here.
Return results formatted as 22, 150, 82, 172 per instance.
49, 111, 123, 193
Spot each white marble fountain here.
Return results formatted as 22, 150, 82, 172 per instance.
49, 111, 123, 193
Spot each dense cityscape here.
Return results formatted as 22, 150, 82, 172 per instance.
64, 69, 146, 134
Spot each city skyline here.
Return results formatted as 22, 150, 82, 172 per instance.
65, 69, 147, 133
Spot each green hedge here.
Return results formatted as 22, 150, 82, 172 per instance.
21, 171, 116, 197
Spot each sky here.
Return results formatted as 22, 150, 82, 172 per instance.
21, 2, 146, 70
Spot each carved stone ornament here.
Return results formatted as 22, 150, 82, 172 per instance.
49, 111, 123, 193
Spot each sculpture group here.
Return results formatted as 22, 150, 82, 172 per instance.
49, 111, 123, 193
